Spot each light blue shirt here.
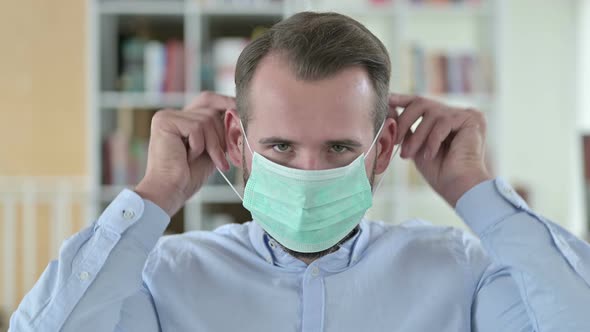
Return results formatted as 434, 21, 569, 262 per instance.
9, 178, 590, 331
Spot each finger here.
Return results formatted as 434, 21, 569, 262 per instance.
201, 124, 230, 171
401, 114, 438, 159
185, 125, 206, 161
207, 110, 227, 151
387, 98, 400, 121
186, 122, 227, 171
176, 110, 227, 152
389, 93, 418, 108
164, 112, 211, 164
184, 91, 236, 112
399, 130, 413, 159
395, 101, 429, 145
424, 117, 458, 160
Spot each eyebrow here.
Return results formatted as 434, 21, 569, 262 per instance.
258, 137, 363, 147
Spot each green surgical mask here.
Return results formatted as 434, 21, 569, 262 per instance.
218, 120, 398, 253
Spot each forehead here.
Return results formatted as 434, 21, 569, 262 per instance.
245, 54, 375, 139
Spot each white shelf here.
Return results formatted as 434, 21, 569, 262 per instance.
405, 3, 489, 17
99, 1, 185, 15
99, 185, 129, 202
421, 93, 494, 108
196, 3, 284, 16
302, 2, 488, 18
314, 5, 396, 17
100, 91, 190, 109
190, 185, 243, 204
100, 184, 242, 204
91, 0, 500, 229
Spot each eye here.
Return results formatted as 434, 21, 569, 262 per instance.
272, 143, 292, 153
330, 145, 348, 153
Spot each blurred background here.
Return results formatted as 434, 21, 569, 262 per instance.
0, 0, 589, 328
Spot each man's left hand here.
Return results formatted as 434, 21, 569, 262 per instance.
389, 94, 493, 207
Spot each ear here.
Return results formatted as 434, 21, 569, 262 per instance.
374, 118, 398, 175
225, 109, 244, 168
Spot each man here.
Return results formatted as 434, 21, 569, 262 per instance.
10, 12, 590, 332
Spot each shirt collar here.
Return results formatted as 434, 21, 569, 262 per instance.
248, 220, 370, 272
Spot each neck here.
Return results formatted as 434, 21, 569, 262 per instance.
272, 226, 360, 265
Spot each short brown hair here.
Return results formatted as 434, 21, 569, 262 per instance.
235, 11, 391, 133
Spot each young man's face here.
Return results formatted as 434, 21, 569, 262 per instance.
227, 53, 396, 180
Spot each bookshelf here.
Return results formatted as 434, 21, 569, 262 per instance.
90, 0, 500, 233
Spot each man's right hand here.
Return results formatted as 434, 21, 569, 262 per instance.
135, 91, 235, 216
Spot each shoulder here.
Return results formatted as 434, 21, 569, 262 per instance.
364, 218, 474, 243
143, 222, 257, 275
362, 219, 490, 267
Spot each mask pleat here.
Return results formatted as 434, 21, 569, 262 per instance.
239, 119, 389, 253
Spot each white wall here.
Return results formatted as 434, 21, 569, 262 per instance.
497, 0, 585, 235
576, 0, 590, 236
578, 0, 590, 131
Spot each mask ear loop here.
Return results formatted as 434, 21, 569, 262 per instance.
366, 120, 386, 157
214, 119, 253, 202
371, 142, 402, 194
239, 120, 254, 155
367, 120, 403, 194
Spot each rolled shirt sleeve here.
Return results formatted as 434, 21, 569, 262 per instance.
457, 178, 590, 332
10, 189, 170, 332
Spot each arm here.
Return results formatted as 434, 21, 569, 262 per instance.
458, 179, 590, 332
10, 92, 235, 331
389, 94, 590, 331
9, 190, 169, 332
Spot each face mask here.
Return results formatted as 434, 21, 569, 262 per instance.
217, 120, 398, 253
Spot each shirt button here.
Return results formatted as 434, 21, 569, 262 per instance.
122, 209, 135, 220
79, 271, 90, 281
311, 266, 320, 277
269, 240, 277, 249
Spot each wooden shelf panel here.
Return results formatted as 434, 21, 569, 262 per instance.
100, 92, 191, 109
99, 1, 185, 15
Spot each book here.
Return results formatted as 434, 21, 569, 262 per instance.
583, 136, 590, 182
106, 130, 130, 185
410, 0, 479, 4
163, 40, 185, 92
407, 45, 482, 96
119, 37, 185, 94
102, 109, 153, 186
212, 37, 248, 97
447, 54, 463, 94
428, 53, 446, 94
144, 40, 166, 94
460, 54, 475, 93
120, 37, 146, 92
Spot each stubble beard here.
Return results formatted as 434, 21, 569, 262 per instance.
242, 150, 377, 262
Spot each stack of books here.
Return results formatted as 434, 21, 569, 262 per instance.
406, 45, 491, 95
119, 37, 185, 93
102, 109, 152, 186
410, 0, 481, 4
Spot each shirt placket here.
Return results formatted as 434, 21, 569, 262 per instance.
301, 263, 325, 332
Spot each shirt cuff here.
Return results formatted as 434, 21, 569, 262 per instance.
97, 189, 171, 252
455, 177, 528, 236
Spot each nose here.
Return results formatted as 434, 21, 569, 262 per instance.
291, 151, 330, 170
